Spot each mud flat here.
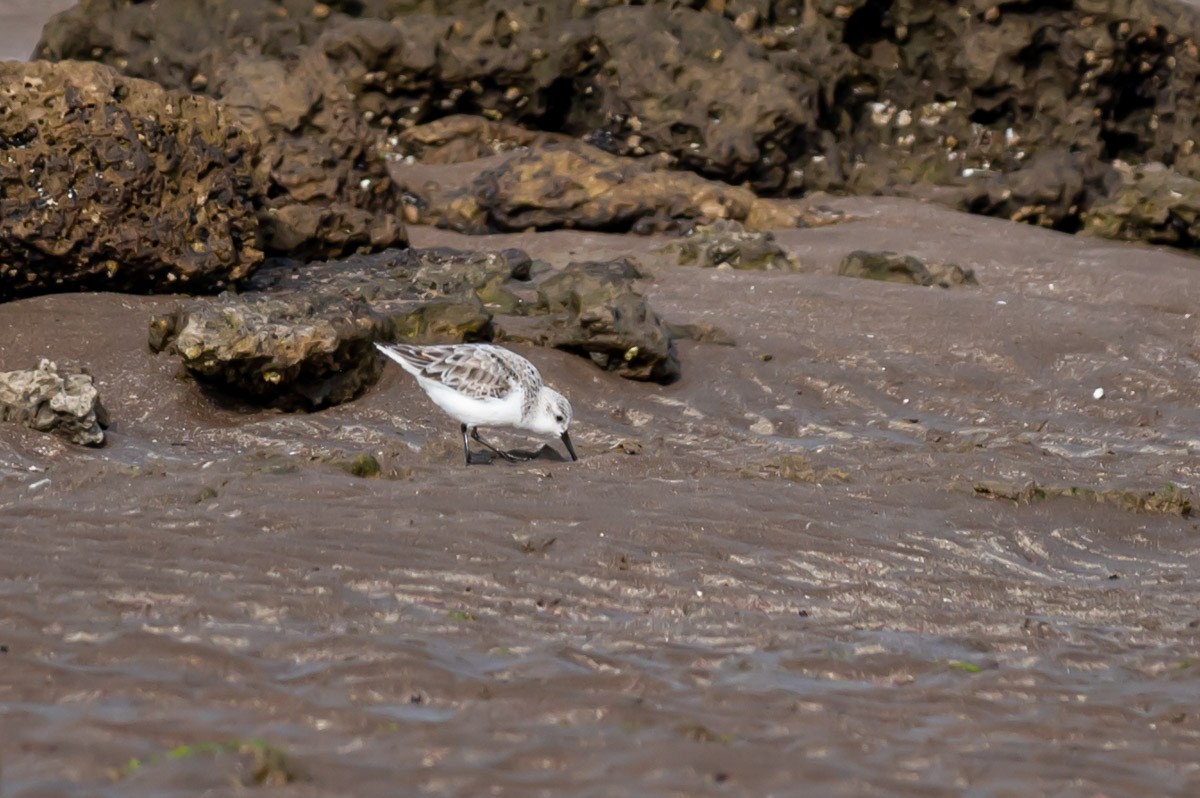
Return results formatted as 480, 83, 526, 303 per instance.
2, 1, 1200, 796
3, 197, 1200, 796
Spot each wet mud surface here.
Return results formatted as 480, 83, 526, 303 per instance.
3, 199, 1200, 796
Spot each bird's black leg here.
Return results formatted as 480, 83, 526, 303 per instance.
462, 424, 494, 465
471, 428, 534, 462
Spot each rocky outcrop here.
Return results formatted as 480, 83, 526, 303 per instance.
0, 359, 108, 446
35, 0, 1200, 253
150, 248, 679, 409
32, 1, 822, 191
0, 60, 265, 301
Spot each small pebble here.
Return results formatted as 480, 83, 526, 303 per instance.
1092, 387, 1105, 400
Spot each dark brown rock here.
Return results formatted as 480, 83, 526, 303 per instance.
34, 0, 322, 91
34, 1, 817, 191
324, 4, 815, 190
316, 9, 595, 136
496, 259, 679, 382
38, 0, 1200, 254
583, 5, 814, 191
0, 60, 265, 301
316, 4, 815, 190
36, 2, 405, 261
390, 139, 811, 234
213, 51, 407, 258
802, 1, 1200, 239
0, 359, 108, 446
960, 152, 1112, 231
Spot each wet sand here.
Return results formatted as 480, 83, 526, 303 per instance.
2, 197, 1199, 796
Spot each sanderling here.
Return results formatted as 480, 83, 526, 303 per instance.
375, 342, 578, 465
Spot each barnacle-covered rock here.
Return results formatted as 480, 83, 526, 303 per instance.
0, 60, 264, 301
0, 359, 108, 446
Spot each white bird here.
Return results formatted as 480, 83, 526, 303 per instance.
374, 342, 577, 465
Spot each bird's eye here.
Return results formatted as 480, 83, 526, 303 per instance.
554, 414, 564, 423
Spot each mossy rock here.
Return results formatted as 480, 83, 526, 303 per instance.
838, 251, 978, 288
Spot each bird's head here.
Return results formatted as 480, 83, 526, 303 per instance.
530, 387, 577, 460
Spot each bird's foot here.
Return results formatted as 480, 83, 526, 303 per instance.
493, 448, 535, 463
471, 430, 535, 463
465, 449, 496, 465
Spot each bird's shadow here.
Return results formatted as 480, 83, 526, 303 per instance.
469, 444, 570, 465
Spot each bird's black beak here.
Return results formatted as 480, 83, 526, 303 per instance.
560, 431, 578, 461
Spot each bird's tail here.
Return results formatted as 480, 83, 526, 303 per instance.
374, 342, 428, 377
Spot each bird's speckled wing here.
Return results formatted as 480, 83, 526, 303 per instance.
376, 343, 541, 401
